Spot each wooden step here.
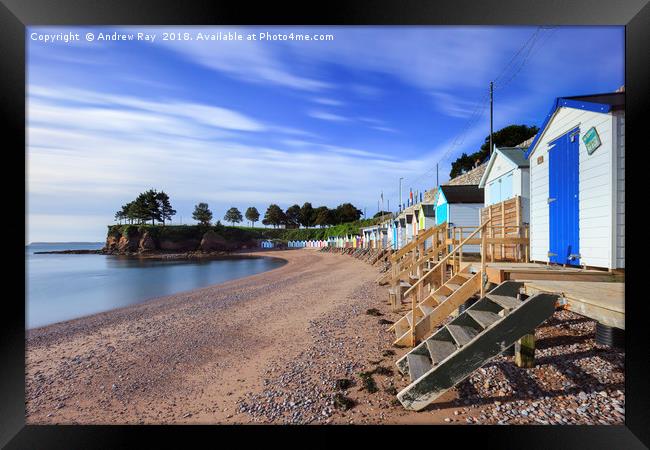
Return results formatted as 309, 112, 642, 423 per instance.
486, 294, 521, 311
457, 272, 472, 279
466, 310, 501, 329
405, 313, 413, 326
396, 292, 558, 411
432, 294, 447, 303
425, 339, 457, 365
419, 304, 434, 316
446, 324, 480, 347
446, 283, 462, 291
406, 353, 432, 382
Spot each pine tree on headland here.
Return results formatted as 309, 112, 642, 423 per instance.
224, 207, 243, 226
192, 203, 213, 226
285, 204, 301, 228
313, 206, 333, 228
335, 203, 362, 224
156, 191, 176, 226
299, 202, 315, 228
245, 207, 260, 227
263, 204, 286, 228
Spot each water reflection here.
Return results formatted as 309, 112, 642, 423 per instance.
26, 244, 285, 329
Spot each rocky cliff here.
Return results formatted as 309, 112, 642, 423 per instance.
103, 225, 259, 255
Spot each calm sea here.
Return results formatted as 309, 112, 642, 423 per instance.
26, 243, 285, 329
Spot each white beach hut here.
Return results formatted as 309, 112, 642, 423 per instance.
525, 90, 625, 269
479, 146, 530, 223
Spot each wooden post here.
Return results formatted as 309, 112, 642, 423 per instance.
515, 196, 521, 262
451, 227, 456, 276
501, 203, 505, 260
525, 226, 530, 263
411, 286, 420, 346
480, 228, 487, 297
489, 208, 494, 262
515, 333, 536, 368
458, 228, 463, 272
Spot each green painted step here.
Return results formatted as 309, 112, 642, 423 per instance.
406, 353, 432, 382
466, 309, 501, 329
425, 339, 457, 365
395, 281, 558, 411
486, 294, 521, 310
446, 324, 480, 347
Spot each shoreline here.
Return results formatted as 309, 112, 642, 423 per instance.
26, 249, 291, 337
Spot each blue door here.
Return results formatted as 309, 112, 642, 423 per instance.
549, 127, 580, 265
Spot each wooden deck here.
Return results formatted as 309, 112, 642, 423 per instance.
523, 280, 624, 330
484, 262, 622, 284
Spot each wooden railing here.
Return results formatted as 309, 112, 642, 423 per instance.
404, 219, 492, 346
390, 222, 445, 262
480, 196, 527, 261
404, 219, 491, 298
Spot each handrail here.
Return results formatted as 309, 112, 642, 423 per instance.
404, 218, 492, 297
391, 222, 446, 262
396, 240, 446, 279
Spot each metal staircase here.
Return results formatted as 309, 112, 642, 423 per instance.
395, 281, 557, 411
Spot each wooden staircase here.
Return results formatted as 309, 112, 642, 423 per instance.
390, 265, 482, 346
382, 223, 448, 309
395, 281, 558, 411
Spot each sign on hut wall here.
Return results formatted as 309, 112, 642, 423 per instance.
582, 126, 602, 155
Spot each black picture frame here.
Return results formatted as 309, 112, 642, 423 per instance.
2, 0, 648, 447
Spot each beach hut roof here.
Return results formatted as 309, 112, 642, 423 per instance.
478, 146, 529, 188
438, 184, 484, 204
525, 91, 625, 159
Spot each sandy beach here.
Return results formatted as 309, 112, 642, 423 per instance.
26, 249, 624, 425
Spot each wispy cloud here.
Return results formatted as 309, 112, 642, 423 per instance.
307, 110, 349, 122
156, 27, 331, 92
312, 97, 344, 107
27, 86, 436, 241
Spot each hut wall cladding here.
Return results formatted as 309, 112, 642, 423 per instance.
480, 196, 525, 261
529, 105, 623, 268
615, 111, 625, 269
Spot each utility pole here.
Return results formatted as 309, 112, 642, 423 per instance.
436, 164, 439, 187
489, 81, 494, 156
399, 177, 403, 212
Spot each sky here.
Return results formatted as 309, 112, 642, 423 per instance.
26, 26, 624, 242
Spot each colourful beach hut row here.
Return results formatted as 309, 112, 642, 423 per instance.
327, 235, 363, 248
288, 240, 328, 248
360, 224, 391, 249
260, 240, 275, 248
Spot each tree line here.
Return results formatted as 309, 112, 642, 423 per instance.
115, 192, 362, 229
114, 189, 176, 225
193, 202, 362, 228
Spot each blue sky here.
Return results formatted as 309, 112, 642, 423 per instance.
26, 26, 624, 242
